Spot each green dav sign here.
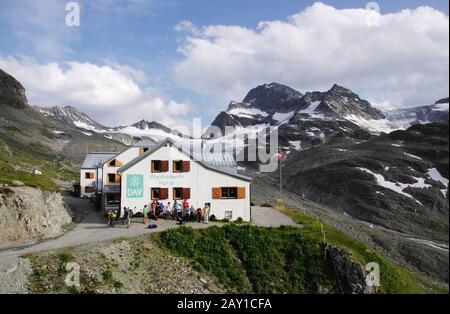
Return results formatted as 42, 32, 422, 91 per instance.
126, 174, 143, 198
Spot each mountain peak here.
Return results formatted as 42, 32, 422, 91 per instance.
329, 84, 354, 95
242, 82, 303, 112
0, 68, 28, 109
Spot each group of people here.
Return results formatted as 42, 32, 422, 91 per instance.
107, 199, 211, 228
141, 199, 210, 225
106, 207, 133, 228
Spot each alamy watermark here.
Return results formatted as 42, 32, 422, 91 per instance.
65, 2, 80, 27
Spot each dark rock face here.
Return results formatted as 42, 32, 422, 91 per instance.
243, 82, 303, 112
0, 69, 28, 109
435, 97, 449, 104
127, 119, 172, 133
282, 123, 449, 242
318, 84, 385, 120
326, 245, 376, 294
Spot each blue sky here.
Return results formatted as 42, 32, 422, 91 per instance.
0, 0, 448, 127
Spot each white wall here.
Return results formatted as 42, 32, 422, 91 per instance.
80, 168, 96, 198
102, 147, 140, 188
120, 144, 251, 221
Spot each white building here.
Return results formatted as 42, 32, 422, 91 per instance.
79, 138, 252, 221
117, 138, 252, 221
80, 152, 118, 198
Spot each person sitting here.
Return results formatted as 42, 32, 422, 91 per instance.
196, 207, 203, 223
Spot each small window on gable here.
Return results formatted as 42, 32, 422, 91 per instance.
85, 172, 94, 179
108, 159, 122, 167
139, 147, 150, 155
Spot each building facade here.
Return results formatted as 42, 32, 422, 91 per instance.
117, 139, 251, 221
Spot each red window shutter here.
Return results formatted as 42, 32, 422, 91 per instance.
182, 188, 191, 199
212, 187, 221, 199
160, 188, 169, 200
161, 160, 169, 172
181, 161, 190, 172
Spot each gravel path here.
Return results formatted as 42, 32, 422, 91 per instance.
251, 206, 298, 227
0, 195, 219, 259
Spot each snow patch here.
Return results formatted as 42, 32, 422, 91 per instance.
289, 141, 302, 150
356, 167, 431, 205
404, 152, 423, 160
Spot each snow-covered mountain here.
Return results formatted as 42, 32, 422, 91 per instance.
37, 105, 105, 131
36, 105, 181, 144
208, 82, 448, 152
385, 98, 449, 128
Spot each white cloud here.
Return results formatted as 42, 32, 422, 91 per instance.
174, 2, 449, 107
0, 56, 189, 127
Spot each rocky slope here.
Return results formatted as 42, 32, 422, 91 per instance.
276, 123, 449, 242
0, 69, 128, 163
0, 186, 73, 247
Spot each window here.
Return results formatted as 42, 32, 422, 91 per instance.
152, 188, 168, 200
108, 173, 120, 183
173, 187, 182, 200
85, 186, 95, 193
173, 187, 190, 200
212, 187, 246, 199
173, 160, 190, 172
225, 211, 233, 220
221, 187, 237, 199
173, 160, 182, 172
85, 172, 94, 179
152, 160, 168, 173
108, 159, 122, 167
139, 147, 149, 154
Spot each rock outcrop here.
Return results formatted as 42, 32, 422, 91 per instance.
0, 69, 28, 109
0, 186, 73, 246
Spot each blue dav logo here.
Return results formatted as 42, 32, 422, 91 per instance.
126, 174, 143, 198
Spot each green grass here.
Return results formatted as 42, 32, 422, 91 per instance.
158, 225, 343, 293
0, 139, 78, 191
277, 206, 447, 294
1, 125, 28, 137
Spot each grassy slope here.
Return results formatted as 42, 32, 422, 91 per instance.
159, 224, 348, 294
276, 207, 448, 294
0, 139, 78, 191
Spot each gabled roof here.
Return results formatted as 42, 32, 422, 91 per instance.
117, 138, 252, 182
132, 138, 158, 148
81, 152, 119, 169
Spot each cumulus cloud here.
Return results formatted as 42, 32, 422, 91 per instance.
174, 2, 449, 108
0, 56, 189, 127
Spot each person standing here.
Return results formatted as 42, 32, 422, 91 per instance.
126, 207, 133, 228
142, 205, 148, 224
203, 204, 210, 224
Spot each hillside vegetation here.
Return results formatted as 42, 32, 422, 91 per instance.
0, 139, 78, 191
